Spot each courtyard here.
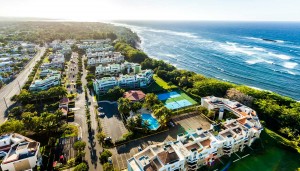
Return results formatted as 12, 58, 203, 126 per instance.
110, 112, 211, 170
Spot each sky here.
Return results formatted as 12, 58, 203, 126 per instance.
0, 0, 300, 21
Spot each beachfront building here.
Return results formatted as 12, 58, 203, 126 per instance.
93, 69, 153, 94
0, 133, 42, 171
87, 51, 124, 66
127, 96, 263, 171
29, 73, 61, 91
95, 62, 142, 77
95, 63, 124, 77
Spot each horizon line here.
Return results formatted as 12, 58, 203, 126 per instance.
1, 16, 300, 23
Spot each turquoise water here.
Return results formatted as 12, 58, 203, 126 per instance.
141, 113, 160, 130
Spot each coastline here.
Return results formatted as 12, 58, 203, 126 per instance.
111, 22, 300, 101
125, 26, 295, 100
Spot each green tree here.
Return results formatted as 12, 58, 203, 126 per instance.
107, 86, 125, 101
74, 140, 86, 151
97, 132, 106, 144
144, 93, 161, 110
99, 150, 112, 164
153, 106, 172, 127
117, 97, 131, 116
103, 163, 115, 171
0, 119, 25, 134
74, 163, 88, 171
131, 102, 142, 113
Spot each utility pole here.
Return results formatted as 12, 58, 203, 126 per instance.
17, 80, 21, 91
3, 97, 8, 109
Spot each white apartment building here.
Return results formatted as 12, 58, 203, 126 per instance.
95, 64, 124, 77
40, 54, 65, 70
95, 62, 142, 77
87, 52, 124, 66
93, 69, 153, 94
29, 74, 61, 91
0, 133, 42, 171
39, 69, 60, 77
127, 96, 263, 171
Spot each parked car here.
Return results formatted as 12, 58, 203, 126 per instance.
138, 146, 143, 152
97, 107, 103, 111
104, 137, 112, 141
168, 120, 175, 127
108, 157, 112, 164
98, 112, 105, 117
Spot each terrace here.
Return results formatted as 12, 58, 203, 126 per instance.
199, 139, 211, 149
157, 146, 179, 165
2, 141, 39, 164
185, 142, 201, 152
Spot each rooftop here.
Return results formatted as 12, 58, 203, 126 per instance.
1, 133, 39, 164
123, 90, 146, 102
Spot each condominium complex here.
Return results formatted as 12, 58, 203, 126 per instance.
29, 73, 61, 91
78, 39, 112, 51
127, 96, 263, 171
93, 69, 153, 94
0, 133, 42, 171
39, 69, 60, 77
87, 51, 124, 66
40, 53, 65, 70
95, 62, 142, 77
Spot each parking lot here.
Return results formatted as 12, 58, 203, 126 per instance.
110, 112, 212, 170
98, 101, 128, 142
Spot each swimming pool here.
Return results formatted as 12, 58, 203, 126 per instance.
141, 114, 160, 130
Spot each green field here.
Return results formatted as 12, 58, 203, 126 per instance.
200, 129, 300, 171
229, 129, 300, 171
143, 74, 177, 93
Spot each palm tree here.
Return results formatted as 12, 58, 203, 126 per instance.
117, 98, 131, 115
144, 93, 160, 110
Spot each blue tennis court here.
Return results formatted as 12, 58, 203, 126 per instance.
157, 91, 180, 101
165, 99, 193, 110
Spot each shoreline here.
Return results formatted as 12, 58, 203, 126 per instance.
121, 23, 298, 101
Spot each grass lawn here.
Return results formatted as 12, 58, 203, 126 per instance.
43, 56, 50, 63
228, 128, 300, 171
153, 74, 177, 90
143, 74, 177, 93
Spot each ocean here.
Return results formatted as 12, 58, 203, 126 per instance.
113, 21, 300, 100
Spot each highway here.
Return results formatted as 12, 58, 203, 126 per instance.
0, 47, 46, 124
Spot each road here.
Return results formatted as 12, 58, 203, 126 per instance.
73, 55, 103, 171
66, 52, 79, 94
0, 46, 46, 123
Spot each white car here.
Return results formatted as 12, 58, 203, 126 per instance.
98, 107, 103, 111
98, 112, 105, 117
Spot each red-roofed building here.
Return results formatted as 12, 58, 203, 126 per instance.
123, 90, 146, 102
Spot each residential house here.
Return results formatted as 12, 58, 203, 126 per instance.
0, 133, 42, 171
